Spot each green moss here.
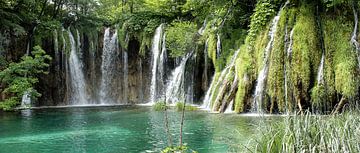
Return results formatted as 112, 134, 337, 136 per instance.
290, 2, 320, 103
324, 17, 359, 98
207, 33, 218, 71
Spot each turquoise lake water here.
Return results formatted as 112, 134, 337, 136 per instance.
0, 106, 268, 153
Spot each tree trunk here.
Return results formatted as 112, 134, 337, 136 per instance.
212, 78, 231, 112
331, 97, 347, 115
220, 78, 238, 113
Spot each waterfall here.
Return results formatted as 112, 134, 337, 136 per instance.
202, 49, 241, 110
351, 3, 360, 69
224, 100, 234, 113
203, 38, 210, 89
21, 91, 31, 108
123, 50, 128, 104
317, 53, 325, 85
216, 34, 221, 57
158, 33, 167, 94
198, 19, 207, 35
252, 12, 281, 113
165, 53, 192, 103
100, 28, 118, 104
149, 24, 164, 104
284, 28, 294, 111
68, 29, 87, 105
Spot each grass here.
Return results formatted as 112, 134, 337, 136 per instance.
249, 111, 360, 153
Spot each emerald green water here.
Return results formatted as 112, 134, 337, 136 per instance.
0, 106, 259, 153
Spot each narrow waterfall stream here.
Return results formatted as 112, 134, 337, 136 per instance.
123, 50, 128, 104
252, 12, 281, 113
216, 34, 221, 58
68, 29, 87, 105
317, 53, 325, 85
149, 24, 164, 104
100, 28, 118, 104
284, 28, 294, 111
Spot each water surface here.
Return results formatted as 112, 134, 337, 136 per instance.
0, 106, 264, 153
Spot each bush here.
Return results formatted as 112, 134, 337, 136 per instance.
153, 102, 168, 111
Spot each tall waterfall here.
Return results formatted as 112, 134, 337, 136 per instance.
351, 3, 360, 69
68, 29, 87, 105
203, 38, 210, 90
202, 49, 240, 110
149, 24, 164, 104
123, 50, 128, 104
100, 28, 118, 104
252, 12, 281, 113
165, 53, 192, 103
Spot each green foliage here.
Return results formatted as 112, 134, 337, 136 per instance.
247, 0, 279, 44
175, 102, 199, 111
0, 46, 51, 110
166, 21, 197, 57
323, 16, 359, 98
153, 101, 168, 111
290, 2, 320, 102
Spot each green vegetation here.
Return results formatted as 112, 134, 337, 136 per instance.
166, 21, 197, 57
0, 46, 51, 110
153, 101, 168, 111
251, 112, 360, 152
175, 102, 199, 111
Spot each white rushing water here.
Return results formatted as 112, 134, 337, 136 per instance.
317, 53, 325, 85
100, 28, 118, 104
198, 19, 207, 35
21, 90, 31, 108
158, 33, 167, 91
165, 53, 192, 103
202, 49, 241, 110
351, 3, 360, 69
203, 38, 210, 89
68, 29, 87, 105
149, 24, 164, 104
252, 12, 281, 113
216, 34, 221, 58
123, 50, 128, 104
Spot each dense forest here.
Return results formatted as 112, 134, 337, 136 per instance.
1, 0, 359, 114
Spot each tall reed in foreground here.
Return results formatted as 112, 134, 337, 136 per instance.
250, 111, 360, 153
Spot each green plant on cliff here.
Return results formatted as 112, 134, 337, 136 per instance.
166, 21, 197, 57
0, 46, 51, 110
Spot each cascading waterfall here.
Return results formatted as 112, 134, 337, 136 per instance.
100, 28, 118, 104
252, 12, 281, 113
149, 24, 164, 104
202, 49, 240, 110
317, 53, 325, 85
165, 53, 192, 103
68, 29, 87, 105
